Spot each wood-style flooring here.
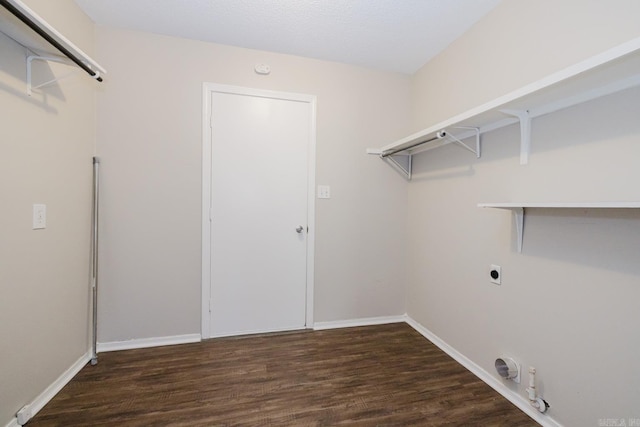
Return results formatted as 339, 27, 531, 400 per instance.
30, 323, 536, 426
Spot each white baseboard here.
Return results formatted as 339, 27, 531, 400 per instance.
313, 314, 407, 331
211, 326, 307, 339
5, 351, 91, 426
405, 316, 562, 427
97, 333, 201, 353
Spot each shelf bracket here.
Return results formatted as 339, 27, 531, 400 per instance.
500, 109, 531, 165
479, 204, 525, 252
365, 148, 412, 179
26, 54, 80, 96
366, 127, 479, 180
496, 207, 525, 253
451, 126, 481, 158
513, 207, 524, 253
385, 154, 412, 180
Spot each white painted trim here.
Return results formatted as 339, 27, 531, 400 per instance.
97, 333, 201, 353
211, 325, 307, 339
201, 82, 317, 339
4, 351, 91, 426
405, 316, 562, 427
313, 315, 407, 331
479, 201, 640, 209
305, 95, 317, 329
201, 82, 213, 340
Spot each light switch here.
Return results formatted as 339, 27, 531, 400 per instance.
33, 204, 46, 229
317, 185, 331, 199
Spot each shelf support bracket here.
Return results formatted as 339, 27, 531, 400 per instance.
26, 55, 75, 96
365, 148, 412, 179
495, 207, 525, 253
513, 207, 524, 253
500, 109, 531, 165
366, 127, 479, 180
385, 154, 412, 180
480, 205, 525, 252
451, 126, 481, 158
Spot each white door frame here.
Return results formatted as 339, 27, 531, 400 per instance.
201, 82, 316, 339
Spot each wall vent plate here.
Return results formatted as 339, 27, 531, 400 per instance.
495, 356, 520, 383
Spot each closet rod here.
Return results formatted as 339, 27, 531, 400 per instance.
0, 0, 103, 82
381, 131, 446, 158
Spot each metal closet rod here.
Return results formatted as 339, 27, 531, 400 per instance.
0, 0, 103, 82
381, 131, 447, 158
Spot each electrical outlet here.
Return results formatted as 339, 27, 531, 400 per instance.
317, 185, 331, 199
33, 204, 46, 229
490, 265, 501, 285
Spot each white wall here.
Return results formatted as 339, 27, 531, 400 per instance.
94, 27, 411, 343
408, 1, 640, 425
0, 1, 97, 424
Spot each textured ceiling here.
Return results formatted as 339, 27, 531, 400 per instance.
74, 0, 500, 74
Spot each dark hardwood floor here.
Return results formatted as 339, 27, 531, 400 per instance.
30, 323, 536, 426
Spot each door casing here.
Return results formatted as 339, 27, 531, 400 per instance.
201, 82, 316, 339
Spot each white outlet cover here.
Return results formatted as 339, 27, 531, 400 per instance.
317, 185, 331, 199
33, 204, 46, 229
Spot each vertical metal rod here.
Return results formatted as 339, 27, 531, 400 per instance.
91, 157, 100, 365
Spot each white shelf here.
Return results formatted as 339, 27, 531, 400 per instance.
479, 202, 640, 209
478, 202, 640, 252
368, 36, 640, 176
0, 0, 106, 93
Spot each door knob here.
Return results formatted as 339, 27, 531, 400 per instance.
296, 226, 304, 233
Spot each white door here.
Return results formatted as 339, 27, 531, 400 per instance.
205, 85, 315, 338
